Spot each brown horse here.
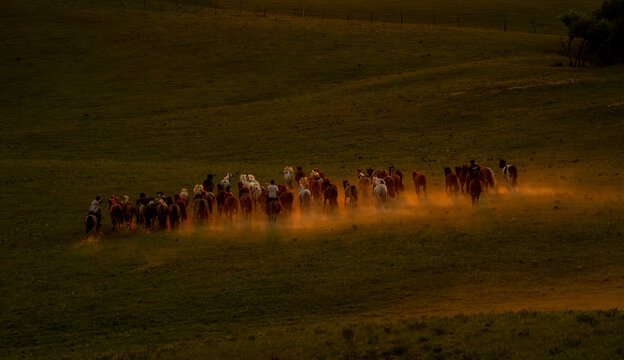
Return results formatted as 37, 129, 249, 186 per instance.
108, 196, 124, 230
455, 166, 470, 193
156, 200, 169, 230
468, 178, 482, 206
295, 166, 306, 183
174, 194, 187, 223
216, 185, 226, 216
479, 167, 497, 192
168, 202, 181, 230
323, 180, 339, 210
223, 193, 238, 223
389, 166, 404, 193
239, 193, 253, 219
193, 197, 209, 224
412, 170, 427, 198
308, 178, 322, 203
383, 174, 396, 198
121, 196, 135, 229
444, 167, 460, 197
343, 180, 359, 208
279, 189, 294, 215
267, 200, 281, 224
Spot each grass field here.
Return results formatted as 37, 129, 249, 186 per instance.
1, 0, 624, 358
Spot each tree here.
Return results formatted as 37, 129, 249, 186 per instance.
559, 0, 624, 66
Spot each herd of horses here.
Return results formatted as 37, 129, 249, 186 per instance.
89, 160, 518, 235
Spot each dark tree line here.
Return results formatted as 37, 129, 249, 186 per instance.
559, 0, 624, 67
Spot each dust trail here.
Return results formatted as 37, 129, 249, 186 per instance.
168, 182, 623, 239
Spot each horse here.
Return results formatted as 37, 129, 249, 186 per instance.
85, 214, 98, 236
323, 180, 339, 211
239, 193, 253, 219
168, 202, 181, 230
357, 170, 371, 201
479, 167, 497, 192
499, 159, 518, 190
308, 177, 322, 203
389, 166, 404, 193
193, 197, 209, 224
468, 178, 483, 206
156, 199, 169, 230
174, 194, 187, 223
343, 180, 359, 208
238, 181, 250, 196
279, 189, 294, 215
455, 166, 470, 193
144, 201, 158, 230
203, 174, 215, 193
412, 170, 427, 198
444, 167, 460, 197
108, 196, 124, 231
298, 184, 312, 212
295, 166, 306, 183
180, 188, 189, 207
220, 172, 232, 190
383, 174, 396, 199
367, 168, 387, 179
216, 184, 226, 216
267, 200, 281, 225
372, 177, 388, 208
121, 195, 135, 229
284, 167, 296, 190
223, 193, 238, 223
135, 201, 146, 229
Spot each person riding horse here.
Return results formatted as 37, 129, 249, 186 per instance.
88, 196, 102, 229
468, 159, 481, 182
266, 180, 279, 212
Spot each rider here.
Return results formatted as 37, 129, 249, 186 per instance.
137, 192, 150, 206
468, 159, 481, 181
266, 180, 279, 209
88, 196, 102, 230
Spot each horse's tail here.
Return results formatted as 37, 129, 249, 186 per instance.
488, 168, 496, 188
509, 165, 518, 186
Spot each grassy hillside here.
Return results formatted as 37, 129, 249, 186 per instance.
1, 0, 623, 358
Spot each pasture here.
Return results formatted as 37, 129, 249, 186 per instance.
1, 0, 624, 358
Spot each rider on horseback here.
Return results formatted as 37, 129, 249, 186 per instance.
266, 180, 279, 210
88, 196, 102, 229
468, 159, 481, 182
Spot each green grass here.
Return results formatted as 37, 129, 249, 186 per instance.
1, 0, 624, 358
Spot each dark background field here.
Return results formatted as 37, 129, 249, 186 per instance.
1, 0, 623, 358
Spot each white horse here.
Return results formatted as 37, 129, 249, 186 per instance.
298, 184, 312, 212
180, 188, 189, 204
372, 177, 388, 208
284, 167, 296, 190
220, 173, 232, 190
357, 172, 371, 201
